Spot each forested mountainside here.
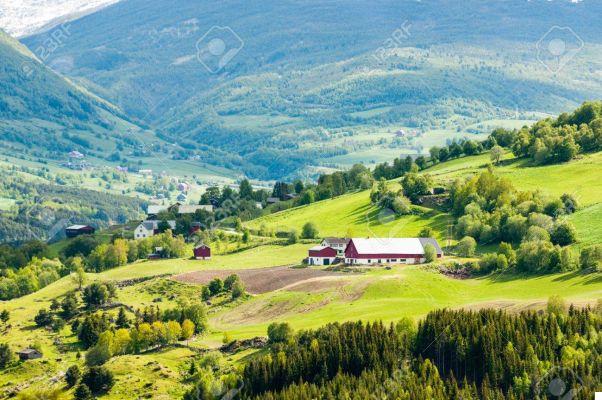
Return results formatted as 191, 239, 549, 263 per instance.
23, 0, 602, 179
0, 29, 146, 163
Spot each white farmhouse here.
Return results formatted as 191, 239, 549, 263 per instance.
134, 220, 176, 240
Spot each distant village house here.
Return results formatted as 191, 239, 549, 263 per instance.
65, 225, 95, 238
17, 348, 42, 361
194, 244, 211, 260
135, 220, 176, 239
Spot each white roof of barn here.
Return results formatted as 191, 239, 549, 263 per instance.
350, 238, 425, 255
66, 225, 89, 230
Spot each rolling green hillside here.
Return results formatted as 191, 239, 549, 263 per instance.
247, 150, 602, 247
1, 149, 601, 397
23, 0, 602, 179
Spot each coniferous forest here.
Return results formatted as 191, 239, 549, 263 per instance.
235, 308, 601, 400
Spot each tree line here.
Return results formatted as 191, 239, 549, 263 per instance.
231, 304, 601, 400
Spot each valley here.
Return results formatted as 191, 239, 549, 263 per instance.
0, 1, 601, 398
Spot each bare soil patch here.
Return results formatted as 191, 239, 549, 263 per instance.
173, 266, 343, 294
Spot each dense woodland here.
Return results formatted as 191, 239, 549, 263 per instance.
230, 306, 601, 400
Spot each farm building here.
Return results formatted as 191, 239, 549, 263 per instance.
344, 238, 443, 265
134, 220, 176, 239
65, 225, 95, 238
194, 244, 211, 260
308, 246, 337, 266
321, 237, 350, 256
17, 348, 42, 361
147, 247, 165, 260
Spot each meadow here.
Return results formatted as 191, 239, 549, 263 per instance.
2, 150, 601, 398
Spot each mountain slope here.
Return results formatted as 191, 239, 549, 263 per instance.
0, 29, 138, 160
22, 0, 602, 178
0, 29, 243, 180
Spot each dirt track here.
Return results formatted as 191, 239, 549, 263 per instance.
173, 266, 343, 294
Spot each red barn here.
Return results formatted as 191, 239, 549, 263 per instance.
308, 246, 337, 266
65, 225, 95, 238
344, 238, 443, 265
194, 244, 211, 260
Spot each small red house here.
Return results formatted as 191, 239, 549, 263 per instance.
308, 246, 337, 266
65, 225, 95, 238
194, 244, 211, 260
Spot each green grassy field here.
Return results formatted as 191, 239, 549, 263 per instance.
247, 190, 451, 240
2, 150, 601, 398
209, 265, 602, 339
249, 151, 602, 246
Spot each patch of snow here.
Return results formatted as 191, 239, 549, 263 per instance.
0, 0, 122, 38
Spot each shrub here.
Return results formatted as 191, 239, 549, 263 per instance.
231, 280, 245, 299
34, 309, 53, 327
82, 366, 114, 394
267, 322, 293, 344
301, 222, 319, 239
0, 343, 12, 369
550, 222, 577, 246
201, 286, 211, 301
287, 229, 299, 245
456, 236, 477, 257
208, 278, 224, 296
65, 365, 81, 387
516, 240, 561, 273
580, 245, 602, 270
74, 384, 92, 400
424, 244, 437, 263
524, 226, 550, 242
224, 274, 240, 291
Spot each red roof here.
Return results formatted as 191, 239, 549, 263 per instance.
308, 246, 337, 257
194, 245, 211, 258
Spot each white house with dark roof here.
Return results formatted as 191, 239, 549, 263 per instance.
135, 220, 176, 239
320, 237, 350, 256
